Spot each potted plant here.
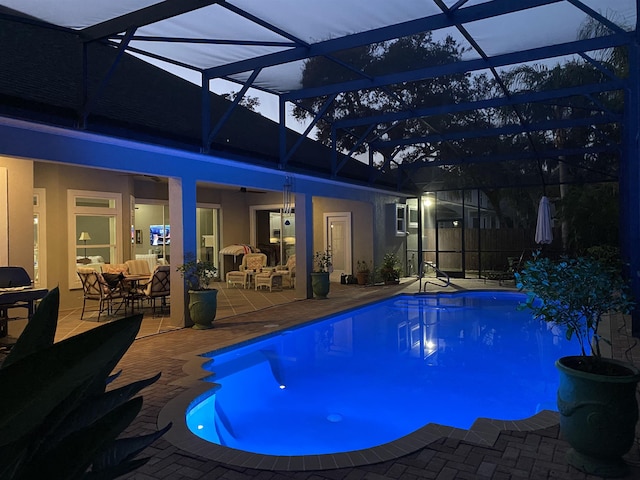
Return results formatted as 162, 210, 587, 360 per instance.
380, 252, 401, 285
355, 260, 371, 285
515, 251, 639, 477
311, 251, 332, 299
176, 253, 218, 329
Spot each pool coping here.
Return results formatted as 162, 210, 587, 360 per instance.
158, 351, 561, 472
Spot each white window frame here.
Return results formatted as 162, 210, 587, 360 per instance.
68, 189, 122, 289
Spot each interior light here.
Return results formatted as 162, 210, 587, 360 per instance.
423, 197, 434, 208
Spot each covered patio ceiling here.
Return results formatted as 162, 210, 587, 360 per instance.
0, 0, 637, 194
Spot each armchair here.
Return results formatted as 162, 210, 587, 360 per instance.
134, 265, 170, 315
226, 253, 267, 288
274, 254, 296, 288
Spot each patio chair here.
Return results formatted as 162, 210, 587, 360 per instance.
134, 265, 170, 315
77, 267, 127, 321
274, 254, 296, 288
125, 259, 151, 276
226, 253, 267, 288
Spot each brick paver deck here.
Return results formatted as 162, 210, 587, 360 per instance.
87, 280, 640, 479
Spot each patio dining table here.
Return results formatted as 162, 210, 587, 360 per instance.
0, 286, 49, 338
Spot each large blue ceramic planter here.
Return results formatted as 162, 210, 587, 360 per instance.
188, 289, 218, 329
310, 272, 330, 299
556, 355, 640, 477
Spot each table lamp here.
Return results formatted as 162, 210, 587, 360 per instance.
78, 231, 91, 259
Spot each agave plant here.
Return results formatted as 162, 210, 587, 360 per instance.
0, 287, 171, 479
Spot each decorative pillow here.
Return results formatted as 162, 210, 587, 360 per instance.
103, 263, 128, 274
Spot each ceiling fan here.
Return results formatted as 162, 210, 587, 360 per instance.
238, 187, 265, 194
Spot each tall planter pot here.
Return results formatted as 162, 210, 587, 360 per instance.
188, 289, 218, 329
555, 356, 640, 477
310, 272, 330, 299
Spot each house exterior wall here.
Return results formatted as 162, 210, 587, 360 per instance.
0, 155, 34, 277
0, 118, 409, 321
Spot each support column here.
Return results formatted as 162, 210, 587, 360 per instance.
620, 26, 640, 337
294, 192, 314, 299
168, 175, 197, 328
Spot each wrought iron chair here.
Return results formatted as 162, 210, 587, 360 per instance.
77, 267, 126, 321
134, 265, 171, 315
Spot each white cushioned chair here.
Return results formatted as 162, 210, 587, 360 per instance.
226, 253, 267, 288
274, 254, 296, 288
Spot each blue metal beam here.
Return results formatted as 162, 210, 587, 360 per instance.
283, 94, 337, 167
203, 0, 564, 79
369, 114, 622, 148
283, 33, 630, 101
620, 5, 640, 337
80, 28, 136, 128
206, 68, 262, 147
400, 144, 619, 169
334, 80, 624, 130
80, 0, 224, 41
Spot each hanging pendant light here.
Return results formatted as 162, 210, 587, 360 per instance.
283, 176, 293, 215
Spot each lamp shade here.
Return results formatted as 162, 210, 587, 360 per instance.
78, 231, 91, 241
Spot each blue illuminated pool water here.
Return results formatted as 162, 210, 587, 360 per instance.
186, 291, 580, 456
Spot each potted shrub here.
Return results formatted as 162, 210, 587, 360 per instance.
311, 251, 332, 299
355, 260, 371, 285
176, 253, 218, 329
515, 251, 639, 477
380, 252, 401, 285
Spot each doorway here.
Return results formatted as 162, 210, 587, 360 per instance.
323, 212, 352, 282
251, 204, 295, 267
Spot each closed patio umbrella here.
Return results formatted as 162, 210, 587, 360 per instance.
535, 196, 553, 245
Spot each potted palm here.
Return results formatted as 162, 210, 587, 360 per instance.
515, 251, 639, 477
355, 260, 371, 285
176, 253, 218, 329
311, 251, 332, 299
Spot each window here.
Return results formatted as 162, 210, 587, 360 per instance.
68, 190, 121, 289
408, 207, 419, 228
395, 204, 407, 236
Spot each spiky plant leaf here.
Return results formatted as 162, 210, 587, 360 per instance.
1, 287, 60, 368
0, 314, 142, 446
40, 373, 162, 451
92, 422, 172, 472
83, 458, 149, 480
19, 397, 144, 480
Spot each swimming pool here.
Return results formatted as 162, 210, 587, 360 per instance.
185, 291, 580, 457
